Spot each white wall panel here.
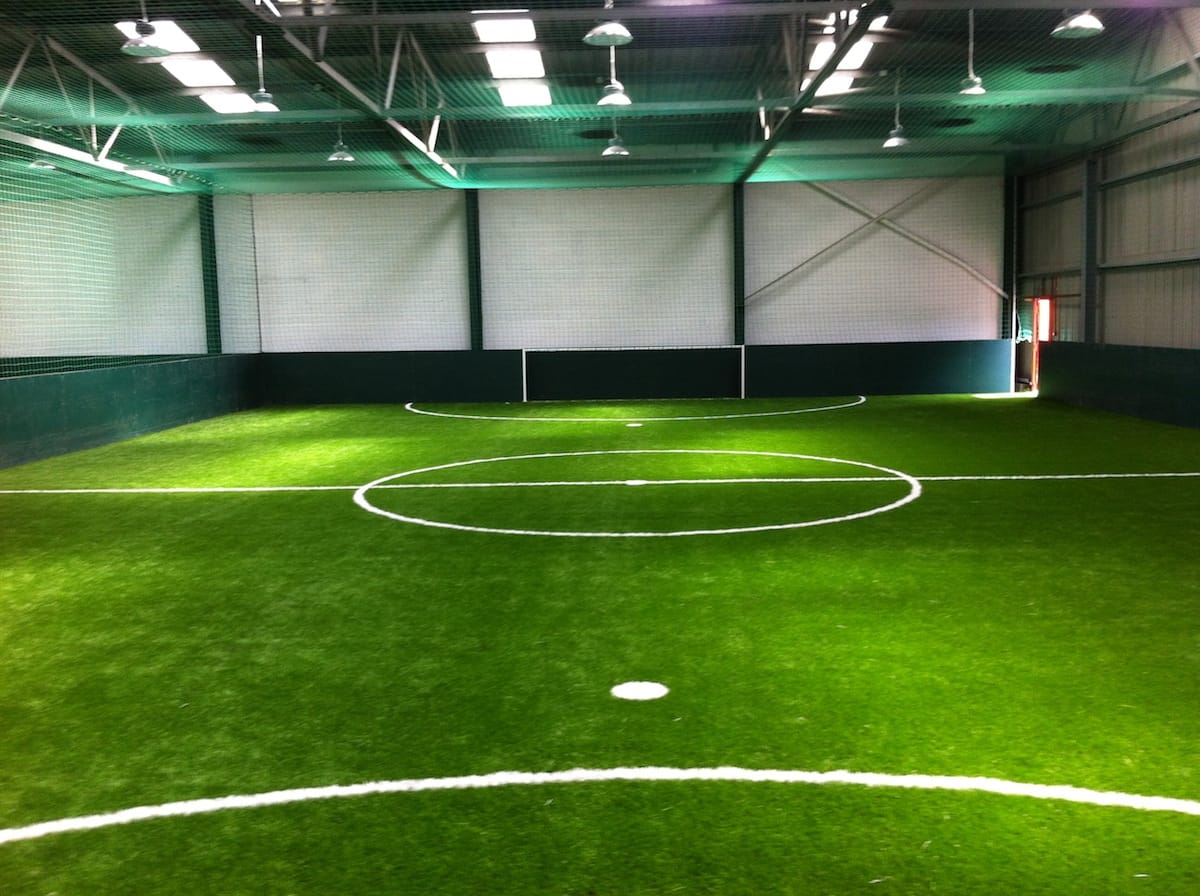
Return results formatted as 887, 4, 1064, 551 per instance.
0, 195, 204, 356
744, 178, 1003, 345
479, 186, 733, 350
213, 194, 261, 353
109, 196, 207, 354
252, 192, 469, 352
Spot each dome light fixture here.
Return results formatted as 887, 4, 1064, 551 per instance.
601, 134, 629, 157
584, 20, 632, 47
959, 74, 985, 95
121, 18, 171, 57
327, 140, 355, 163
583, 1, 632, 47
598, 78, 631, 107
1052, 10, 1104, 39
327, 123, 355, 162
251, 89, 278, 112
883, 125, 908, 149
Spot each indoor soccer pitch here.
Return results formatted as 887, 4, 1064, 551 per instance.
1, 393, 1199, 894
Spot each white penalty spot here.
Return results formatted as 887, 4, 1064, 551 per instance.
611, 681, 669, 701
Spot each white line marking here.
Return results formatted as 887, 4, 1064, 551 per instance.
0, 485, 355, 495
923, 472, 1200, 482
353, 449, 922, 537
1, 766, 1196, 845
2, 472, 1198, 497
377, 476, 904, 489
403, 396, 867, 422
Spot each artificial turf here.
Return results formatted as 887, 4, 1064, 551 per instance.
0, 394, 1198, 893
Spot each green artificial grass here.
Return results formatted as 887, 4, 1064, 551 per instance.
1, 394, 1198, 893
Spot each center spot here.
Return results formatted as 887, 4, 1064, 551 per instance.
611, 681, 669, 701
625, 479, 649, 486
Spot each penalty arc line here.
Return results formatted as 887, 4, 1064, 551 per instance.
1, 766, 1198, 846
403, 395, 867, 423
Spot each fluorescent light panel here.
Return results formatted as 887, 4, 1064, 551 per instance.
473, 18, 536, 42
200, 92, 258, 113
497, 80, 552, 106
160, 58, 235, 87
485, 48, 544, 79
114, 20, 200, 53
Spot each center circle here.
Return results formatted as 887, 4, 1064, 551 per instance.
353, 449, 921, 538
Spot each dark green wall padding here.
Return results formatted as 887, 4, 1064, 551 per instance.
0, 355, 257, 468
257, 351, 524, 405
748, 341, 1012, 397
527, 349, 742, 401
1, 342, 1017, 468
1039, 342, 1200, 428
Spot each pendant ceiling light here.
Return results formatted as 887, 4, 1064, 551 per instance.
252, 35, 279, 111
601, 123, 629, 157
959, 9, 986, 95
327, 123, 354, 162
121, 3, 170, 57
1052, 10, 1104, 39
583, 1, 632, 47
597, 45, 631, 106
883, 70, 909, 148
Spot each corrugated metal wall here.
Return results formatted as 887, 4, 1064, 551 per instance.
1018, 9, 1200, 351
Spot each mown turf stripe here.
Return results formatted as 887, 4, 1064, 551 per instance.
2, 766, 1197, 845
3, 471, 1198, 497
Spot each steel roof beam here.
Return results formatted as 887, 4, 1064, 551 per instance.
736, 0, 892, 184
242, 0, 1200, 29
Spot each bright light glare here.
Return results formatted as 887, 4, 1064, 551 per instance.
160, 58, 236, 87
809, 38, 873, 71
124, 168, 174, 185
1038, 297, 1053, 341
802, 74, 855, 97
810, 40, 835, 69
199, 92, 258, 113
114, 21, 201, 53
497, 80, 552, 106
485, 48, 545, 79
473, 18, 537, 42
